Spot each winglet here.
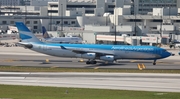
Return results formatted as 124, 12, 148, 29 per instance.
60, 46, 66, 49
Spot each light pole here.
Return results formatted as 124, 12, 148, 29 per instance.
114, 8, 117, 45
141, 1, 144, 36
0, 1, 1, 15
61, 4, 63, 37
24, 0, 27, 25
169, 5, 170, 19
160, 8, 163, 38
141, 0, 144, 15
134, 3, 137, 36
50, 5, 52, 31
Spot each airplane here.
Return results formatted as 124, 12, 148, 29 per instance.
16, 22, 172, 65
42, 26, 83, 44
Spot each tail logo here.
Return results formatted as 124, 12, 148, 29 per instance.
16, 22, 41, 43
19, 33, 32, 40
43, 32, 50, 38
42, 26, 50, 39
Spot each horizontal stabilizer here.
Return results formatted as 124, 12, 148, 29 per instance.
17, 42, 33, 49
60, 46, 66, 49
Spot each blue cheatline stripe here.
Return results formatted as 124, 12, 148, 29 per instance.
33, 42, 162, 55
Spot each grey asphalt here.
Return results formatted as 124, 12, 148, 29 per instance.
0, 47, 180, 92
0, 72, 180, 92
0, 47, 180, 69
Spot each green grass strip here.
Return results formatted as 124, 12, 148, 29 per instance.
0, 84, 179, 99
0, 66, 180, 73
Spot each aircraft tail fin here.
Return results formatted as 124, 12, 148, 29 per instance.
15, 22, 42, 43
42, 26, 50, 39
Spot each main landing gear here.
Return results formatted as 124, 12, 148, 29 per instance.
153, 60, 156, 65
86, 60, 97, 64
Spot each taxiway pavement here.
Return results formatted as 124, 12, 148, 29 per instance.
0, 47, 180, 69
0, 72, 180, 92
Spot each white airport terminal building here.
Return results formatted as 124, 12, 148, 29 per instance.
0, 0, 180, 45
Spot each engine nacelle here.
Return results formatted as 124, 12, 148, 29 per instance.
100, 55, 114, 61
76, 53, 96, 59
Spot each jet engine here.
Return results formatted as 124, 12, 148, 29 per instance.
76, 53, 96, 59
100, 55, 114, 61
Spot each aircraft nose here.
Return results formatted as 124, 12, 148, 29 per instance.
164, 51, 171, 58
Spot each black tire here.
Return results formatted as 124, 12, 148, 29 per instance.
93, 61, 97, 64
90, 61, 97, 64
86, 61, 90, 64
153, 63, 156, 65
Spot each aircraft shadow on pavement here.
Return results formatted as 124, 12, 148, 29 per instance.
13, 59, 157, 65
117, 60, 153, 63
17, 60, 72, 63
84, 61, 126, 68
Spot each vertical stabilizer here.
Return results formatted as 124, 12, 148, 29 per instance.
15, 22, 41, 43
42, 26, 50, 39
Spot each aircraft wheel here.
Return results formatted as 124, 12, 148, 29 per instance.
90, 61, 97, 64
86, 61, 90, 64
153, 63, 156, 65
153, 60, 156, 65
93, 61, 97, 64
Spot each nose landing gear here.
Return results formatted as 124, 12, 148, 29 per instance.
153, 60, 156, 65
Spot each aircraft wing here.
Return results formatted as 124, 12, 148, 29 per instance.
60, 46, 114, 56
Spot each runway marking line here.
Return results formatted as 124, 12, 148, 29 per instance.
141, 64, 146, 69
94, 67, 99, 69
3, 59, 19, 62
137, 63, 146, 70
130, 60, 137, 62
78, 59, 85, 62
4, 60, 15, 62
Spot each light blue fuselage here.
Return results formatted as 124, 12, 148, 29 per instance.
15, 22, 172, 64
29, 42, 171, 60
